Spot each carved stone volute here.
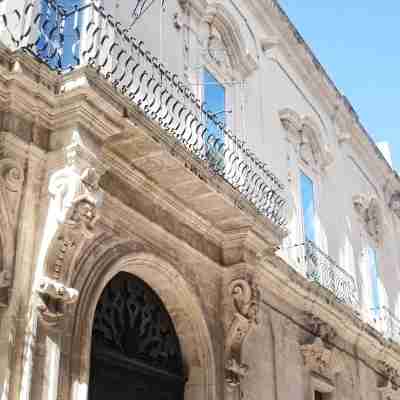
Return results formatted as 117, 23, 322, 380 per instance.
37, 132, 104, 326
224, 275, 260, 393
0, 133, 26, 306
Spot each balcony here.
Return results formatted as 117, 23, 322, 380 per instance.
293, 240, 359, 307
369, 306, 400, 344
0, 0, 287, 229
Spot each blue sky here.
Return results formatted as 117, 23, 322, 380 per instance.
278, 1, 400, 172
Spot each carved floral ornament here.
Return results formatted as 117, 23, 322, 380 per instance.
353, 195, 384, 245
37, 133, 104, 326
225, 276, 260, 391
279, 108, 333, 172
300, 314, 343, 379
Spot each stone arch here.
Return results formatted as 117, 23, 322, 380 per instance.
62, 236, 217, 400
202, 1, 257, 77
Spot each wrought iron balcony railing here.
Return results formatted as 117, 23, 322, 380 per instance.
0, 0, 287, 227
370, 306, 400, 344
299, 240, 359, 307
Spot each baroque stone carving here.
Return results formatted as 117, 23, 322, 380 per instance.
37, 134, 104, 325
0, 137, 25, 306
378, 362, 400, 400
300, 314, 340, 378
279, 108, 333, 171
389, 192, 400, 219
353, 195, 383, 244
225, 277, 260, 389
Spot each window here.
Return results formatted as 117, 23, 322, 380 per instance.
366, 246, 380, 319
300, 171, 316, 242
203, 68, 225, 168
39, 0, 81, 69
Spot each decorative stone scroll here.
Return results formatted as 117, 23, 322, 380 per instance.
300, 314, 341, 379
353, 195, 384, 245
378, 362, 400, 400
37, 133, 104, 326
224, 276, 260, 391
0, 134, 26, 306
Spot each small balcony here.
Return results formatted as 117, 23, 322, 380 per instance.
369, 306, 400, 344
294, 240, 359, 307
0, 0, 287, 229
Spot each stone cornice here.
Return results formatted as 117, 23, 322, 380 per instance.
257, 251, 400, 375
247, 0, 400, 189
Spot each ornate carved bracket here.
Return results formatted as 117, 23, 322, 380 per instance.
300, 314, 340, 379
0, 134, 26, 306
378, 362, 400, 399
37, 133, 104, 326
353, 195, 384, 245
225, 276, 260, 390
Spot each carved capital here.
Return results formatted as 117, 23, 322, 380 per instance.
225, 277, 260, 389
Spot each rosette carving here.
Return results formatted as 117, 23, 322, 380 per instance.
225, 277, 260, 390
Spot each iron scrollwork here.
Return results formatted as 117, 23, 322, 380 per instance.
0, 0, 288, 229
303, 240, 358, 307
93, 272, 183, 376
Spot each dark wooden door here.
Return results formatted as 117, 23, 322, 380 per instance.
88, 272, 185, 400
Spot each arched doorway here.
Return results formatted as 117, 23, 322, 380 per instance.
88, 271, 185, 400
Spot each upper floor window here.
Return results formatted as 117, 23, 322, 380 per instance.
203, 68, 226, 167
366, 246, 380, 319
300, 171, 316, 243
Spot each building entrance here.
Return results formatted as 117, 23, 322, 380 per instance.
89, 272, 185, 400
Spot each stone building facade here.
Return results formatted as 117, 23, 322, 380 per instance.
0, 1, 400, 400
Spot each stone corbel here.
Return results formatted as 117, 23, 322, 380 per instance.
300, 314, 340, 379
378, 362, 400, 399
224, 276, 260, 394
0, 133, 26, 306
37, 133, 104, 326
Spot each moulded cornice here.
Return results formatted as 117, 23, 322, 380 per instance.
247, 0, 398, 187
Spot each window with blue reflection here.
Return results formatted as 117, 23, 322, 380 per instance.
300, 172, 316, 242
38, 0, 81, 69
367, 246, 380, 318
203, 69, 225, 167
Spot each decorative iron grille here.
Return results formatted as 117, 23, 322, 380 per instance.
0, 0, 288, 228
301, 240, 359, 306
